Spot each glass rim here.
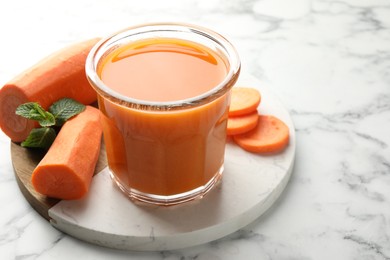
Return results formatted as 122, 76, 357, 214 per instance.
85, 23, 241, 110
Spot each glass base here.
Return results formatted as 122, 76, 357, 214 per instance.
109, 166, 224, 206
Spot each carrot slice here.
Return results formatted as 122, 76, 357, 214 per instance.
229, 87, 261, 116
31, 106, 103, 200
227, 111, 259, 136
0, 38, 100, 142
233, 115, 289, 154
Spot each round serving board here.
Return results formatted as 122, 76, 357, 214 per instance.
11, 74, 296, 251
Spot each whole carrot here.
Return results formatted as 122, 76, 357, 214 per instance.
0, 38, 100, 142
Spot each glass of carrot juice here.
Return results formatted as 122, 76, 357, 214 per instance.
86, 23, 240, 205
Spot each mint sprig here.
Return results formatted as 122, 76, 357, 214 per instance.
49, 98, 85, 126
16, 102, 55, 127
16, 98, 86, 149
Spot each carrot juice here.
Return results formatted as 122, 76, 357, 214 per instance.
86, 24, 240, 205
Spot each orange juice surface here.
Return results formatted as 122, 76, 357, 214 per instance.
99, 39, 227, 102
97, 38, 230, 197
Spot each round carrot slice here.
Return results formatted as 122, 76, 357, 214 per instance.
233, 115, 289, 154
229, 87, 261, 116
227, 111, 259, 136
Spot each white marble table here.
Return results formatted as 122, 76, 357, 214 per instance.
1, 0, 389, 259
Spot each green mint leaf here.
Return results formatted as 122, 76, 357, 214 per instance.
37, 112, 56, 127
34, 103, 46, 118
15, 102, 56, 127
30, 103, 56, 127
16, 102, 39, 119
21, 127, 57, 149
49, 98, 85, 126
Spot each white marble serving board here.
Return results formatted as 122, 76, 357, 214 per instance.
48, 74, 296, 251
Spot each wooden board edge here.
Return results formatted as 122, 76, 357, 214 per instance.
13, 165, 57, 220
11, 140, 108, 221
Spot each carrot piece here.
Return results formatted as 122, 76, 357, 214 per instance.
31, 106, 102, 200
0, 38, 100, 142
233, 115, 289, 154
229, 87, 261, 116
227, 111, 259, 136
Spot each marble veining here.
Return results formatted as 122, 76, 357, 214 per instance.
1, 0, 390, 259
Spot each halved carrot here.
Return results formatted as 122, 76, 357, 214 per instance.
233, 115, 289, 154
31, 106, 102, 200
229, 87, 261, 116
0, 38, 100, 142
227, 111, 259, 136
